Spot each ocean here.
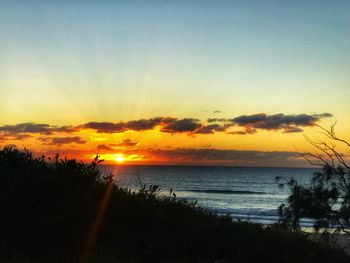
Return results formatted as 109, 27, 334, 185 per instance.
101, 165, 316, 226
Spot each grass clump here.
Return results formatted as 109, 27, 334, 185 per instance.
0, 147, 348, 262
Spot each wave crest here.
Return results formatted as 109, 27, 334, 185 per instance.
188, 189, 266, 195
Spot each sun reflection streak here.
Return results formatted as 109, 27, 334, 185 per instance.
80, 172, 117, 262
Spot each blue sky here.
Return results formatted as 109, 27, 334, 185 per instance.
1, 0, 349, 121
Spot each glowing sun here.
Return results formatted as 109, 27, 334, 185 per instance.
115, 154, 125, 163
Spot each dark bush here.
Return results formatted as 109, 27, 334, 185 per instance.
0, 147, 348, 262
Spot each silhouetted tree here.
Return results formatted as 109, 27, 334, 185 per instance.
0, 147, 348, 262
277, 124, 350, 234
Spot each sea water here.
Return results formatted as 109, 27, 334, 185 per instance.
101, 165, 316, 226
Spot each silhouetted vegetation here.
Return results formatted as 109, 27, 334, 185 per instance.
277, 124, 350, 234
0, 147, 348, 262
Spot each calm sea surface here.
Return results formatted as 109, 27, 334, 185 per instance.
101, 165, 316, 226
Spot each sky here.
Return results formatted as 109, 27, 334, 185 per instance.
0, 0, 349, 166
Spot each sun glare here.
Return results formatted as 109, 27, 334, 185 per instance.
115, 154, 125, 163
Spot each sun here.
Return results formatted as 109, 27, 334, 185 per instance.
115, 154, 125, 163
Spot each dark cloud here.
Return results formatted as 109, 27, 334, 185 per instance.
81, 117, 177, 134
231, 114, 267, 126
0, 123, 80, 136
242, 127, 257, 135
232, 113, 333, 128
125, 117, 163, 131
81, 122, 125, 133
0, 133, 33, 141
1, 118, 188, 137
160, 118, 202, 133
196, 124, 221, 134
230, 113, 333, 133
97, 139, 138, 152
110, 139, 138, 147
217, 123, 234, 131
0, 112, 333, 138
207, 118, 227, 123
160, 117, 178, 124
282, 126, 304, 133
53, 126, 80, 133
213, 110, 221, 114
0, 123, 53, 134
318, 113, 333, 118
41, 136, 87, 145
195, 124, 230, 134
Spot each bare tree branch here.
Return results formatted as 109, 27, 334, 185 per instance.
279, 124, 350, 234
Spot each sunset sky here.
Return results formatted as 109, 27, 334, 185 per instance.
1, 1, 349, 166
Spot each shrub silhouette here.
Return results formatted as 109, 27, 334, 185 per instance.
277, 125, 350, 234
0, 147, 348, 262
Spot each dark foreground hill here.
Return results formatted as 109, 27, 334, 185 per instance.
0, 147, 348, 263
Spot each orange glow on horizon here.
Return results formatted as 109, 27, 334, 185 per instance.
93, 153, 145, 164
1, 118, 348, 167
